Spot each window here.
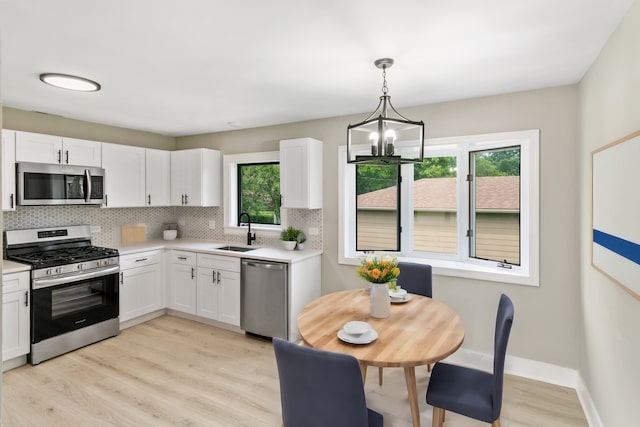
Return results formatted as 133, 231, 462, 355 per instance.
237, 162, 281, 225
356, 164, 400, 251
223, 151, 283, 234
340, 130, 539, 286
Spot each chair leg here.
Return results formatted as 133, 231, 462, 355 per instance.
427, 363, 432, 372
432, 407, 445, 427
492, 418, 500, 427
378, 367, 384, 385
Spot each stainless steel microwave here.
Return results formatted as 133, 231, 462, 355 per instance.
17, 162, 105, 206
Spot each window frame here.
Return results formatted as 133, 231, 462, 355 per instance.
236, 161, 281, 226
339, 129, 539, 286
223, 151, 284, 237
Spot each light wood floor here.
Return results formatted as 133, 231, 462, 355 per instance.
2, 315, 588, 426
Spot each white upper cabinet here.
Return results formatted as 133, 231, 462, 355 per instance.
170, 148, 221, 207
102, 143, 146, 207
2, 130, 17, 211
280, 137, 323, 209
145, 148, 171, 206
15, 131, 101, 166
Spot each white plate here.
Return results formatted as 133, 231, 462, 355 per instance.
389, 288, 407, 298
390, 294, 413, 304
343, 321, 371, 336
338, 328, 379, 345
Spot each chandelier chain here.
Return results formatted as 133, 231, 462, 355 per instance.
381, 68, 388, 95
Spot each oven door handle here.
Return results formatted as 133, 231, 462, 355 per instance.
32, 265, 120, 290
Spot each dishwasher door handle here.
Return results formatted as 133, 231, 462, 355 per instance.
243, 261, 285, 270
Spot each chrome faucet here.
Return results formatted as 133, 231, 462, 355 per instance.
238, 212, 256, 246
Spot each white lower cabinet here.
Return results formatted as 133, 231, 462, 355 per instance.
119, 250, 163, 323
2, 271, 30, 362
168, 250, 197, 315
196, 254, 240, 326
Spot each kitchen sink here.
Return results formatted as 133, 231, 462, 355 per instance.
216, 245, 255, 252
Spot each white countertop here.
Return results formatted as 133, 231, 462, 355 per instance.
115, 239, 322, 263
2, 259, 32, 275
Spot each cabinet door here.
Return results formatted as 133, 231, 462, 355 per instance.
15, 131, 63, 164
120, 264, 162, 322
280, 138, 322, 209
2, 130, 16, 211
145, 149, 171, 206
169, 263, 197, 314
218, 270, 241, 326
170, 150, 189, 205
102, 143, 146, 207
61, 137, 102, 167
196, 267, 218, 320
2, 290, 30, 361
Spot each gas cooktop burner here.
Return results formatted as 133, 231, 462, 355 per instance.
10, 246, 119, 269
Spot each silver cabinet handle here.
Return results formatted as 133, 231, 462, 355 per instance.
212, 270, 216, 284
24, 291, 29, 307
184, 194, 189, 205
181, 194, 185, 205
191, 267, 195, 279
178, 256, 187, 260
120, 272, 124, 284
57, 149, 62, 163
148, 194, 151, 205
135, 258, 148, 262
10, 193, 14, 209
65, 150, 69, 164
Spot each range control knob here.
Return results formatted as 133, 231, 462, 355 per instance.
77, 263, 84, 270
55, 267, 63, 274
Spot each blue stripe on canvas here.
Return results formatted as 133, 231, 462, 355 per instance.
593, 229, 640, 266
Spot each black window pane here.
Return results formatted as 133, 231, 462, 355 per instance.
238, 163, 281, 225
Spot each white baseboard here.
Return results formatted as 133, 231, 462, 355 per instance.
443, 348, 577, 388
442, 349, 604, 427
576, 374, 604, 427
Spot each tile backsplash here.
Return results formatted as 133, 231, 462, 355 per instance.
3, 205, 322, 250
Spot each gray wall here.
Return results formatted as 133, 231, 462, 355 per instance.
579, 1, 640, 425
178, 85, 581, 368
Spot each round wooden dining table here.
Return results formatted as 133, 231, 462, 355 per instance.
297, 289, 465, 427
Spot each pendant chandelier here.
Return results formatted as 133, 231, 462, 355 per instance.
347, 58, 424, 164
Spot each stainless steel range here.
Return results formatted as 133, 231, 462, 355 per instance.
5, 225, 120, 364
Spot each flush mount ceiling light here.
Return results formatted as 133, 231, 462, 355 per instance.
39, 73, 101, 92
347, 58, 424, 164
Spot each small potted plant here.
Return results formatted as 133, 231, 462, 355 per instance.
296, 232, 307, 250
280, 226, 301, 250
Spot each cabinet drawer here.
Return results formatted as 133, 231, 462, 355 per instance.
197, 253, 240, 272
2, 271, 30, 294
170, 250, 197, 266
120, 250, 162, 270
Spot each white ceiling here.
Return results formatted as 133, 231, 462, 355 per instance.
0, 0, 634, 137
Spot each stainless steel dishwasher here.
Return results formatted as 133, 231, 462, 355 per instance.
241, 259, 288, 340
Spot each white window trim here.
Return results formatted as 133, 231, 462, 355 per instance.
339, 129, 540, 286
223, 151, 284, 238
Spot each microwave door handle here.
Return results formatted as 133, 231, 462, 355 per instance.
84, 169, 92, 202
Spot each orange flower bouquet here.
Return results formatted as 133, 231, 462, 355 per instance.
357, 256, 400, 284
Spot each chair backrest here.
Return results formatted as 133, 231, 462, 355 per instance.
397, 262, 432, 297
273, 338, 370, 427
492, 294, 515, 420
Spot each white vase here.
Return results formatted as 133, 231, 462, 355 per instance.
370, 282, 391, 318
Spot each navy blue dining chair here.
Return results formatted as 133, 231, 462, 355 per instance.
377, 262, 433, 385
273, 338, 383, 427
426, 294, 514, 427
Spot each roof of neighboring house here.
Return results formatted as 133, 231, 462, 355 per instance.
357, 176, 520, 210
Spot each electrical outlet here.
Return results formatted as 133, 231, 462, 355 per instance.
208, 220, 216, 229
90, 225, 101, 233
308, 227, 319, 236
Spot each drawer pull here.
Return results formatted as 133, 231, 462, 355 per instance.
178, 256, 188, 260
135, 258, 148, 262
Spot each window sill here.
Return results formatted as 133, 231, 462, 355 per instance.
339, 255, 539, 287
